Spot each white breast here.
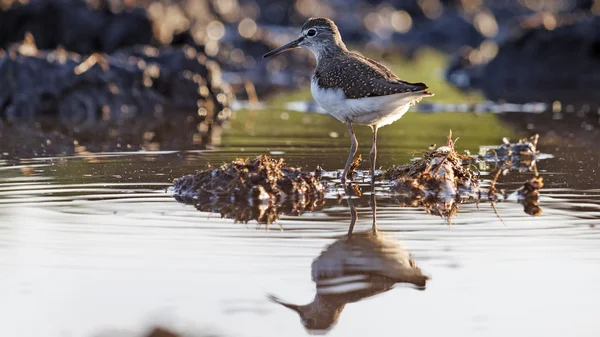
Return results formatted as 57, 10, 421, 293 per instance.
310, 77, 348, 121
310, 76, 421, 128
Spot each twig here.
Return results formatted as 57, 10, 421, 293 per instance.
490, 202, 507, 226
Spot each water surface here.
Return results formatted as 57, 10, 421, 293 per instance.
1, 102, 600, 337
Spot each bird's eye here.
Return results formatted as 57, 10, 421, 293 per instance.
303, 317, 318, 328
306, 28, 317, 37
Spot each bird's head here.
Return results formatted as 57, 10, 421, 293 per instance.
267, 294, 343, 333
263, 18, 346, 59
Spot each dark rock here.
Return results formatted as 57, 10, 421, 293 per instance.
446, 14, 600, 104
0, 0, 152, 55
392, 11, 485, 56
4, 0, 600, 105
0, 38, 231, 126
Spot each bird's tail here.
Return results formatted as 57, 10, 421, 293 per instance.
421, 88, 434, 96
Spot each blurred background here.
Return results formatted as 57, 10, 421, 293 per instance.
0, 0, 599, 154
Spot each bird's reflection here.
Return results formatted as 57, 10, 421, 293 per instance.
268, 182, 430, 333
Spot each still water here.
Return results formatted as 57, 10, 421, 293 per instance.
1, 105, 599, 337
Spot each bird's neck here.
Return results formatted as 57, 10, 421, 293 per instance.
310, 40, 347, 64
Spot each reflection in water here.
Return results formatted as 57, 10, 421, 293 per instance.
343, 181, 360, 236
269, 184, 429, 333
516, 175, 544, 216
191, 198, 326, 225
0, 115, 221, 158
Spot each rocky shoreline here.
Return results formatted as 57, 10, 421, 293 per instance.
1, 0, 598, 114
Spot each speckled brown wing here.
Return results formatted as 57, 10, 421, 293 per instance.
314, 52, 429, 99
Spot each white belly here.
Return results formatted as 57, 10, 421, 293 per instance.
310, 77, 421, 128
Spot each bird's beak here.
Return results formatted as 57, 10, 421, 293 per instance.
263, 37, 304, 58
267, 294, 302, 313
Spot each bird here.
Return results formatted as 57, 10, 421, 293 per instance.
268, 229, 429, 332
263, 17, 434, 187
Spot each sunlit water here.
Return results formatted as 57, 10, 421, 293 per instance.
1, 107, 599, 337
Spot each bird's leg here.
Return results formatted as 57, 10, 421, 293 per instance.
341, 121, 358, 185
369, 126, 378, 189
370, 190, 377, 233
370, 126, 378, 232
344, 182, 358, 236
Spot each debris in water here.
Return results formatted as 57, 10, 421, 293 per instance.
516, 176, 544, 216
340, 153, 362, 184
173, 155, 325, 224
386, 131, 546, 221
478, 134, 541, 172
386, 131, 478, 219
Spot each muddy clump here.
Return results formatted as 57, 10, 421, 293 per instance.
386, 132, 546, 220
386, 132, 479, 219
173, 155, 325, 224
517, 176, 544, 216
478, 134, 540, 172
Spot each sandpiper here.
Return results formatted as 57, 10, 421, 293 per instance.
263, 18, 433, 185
